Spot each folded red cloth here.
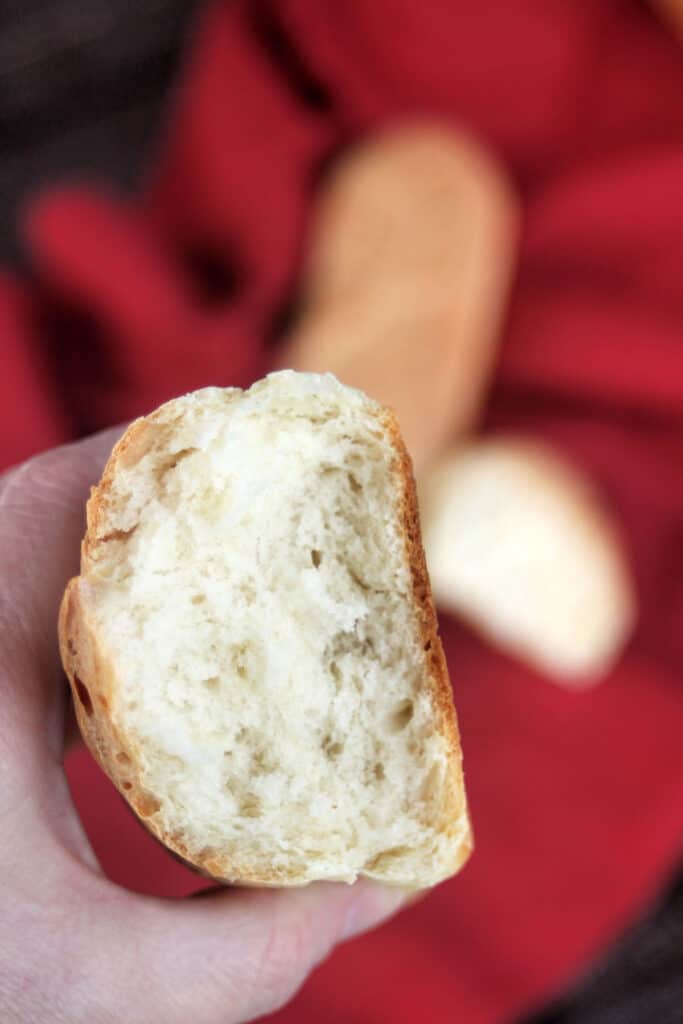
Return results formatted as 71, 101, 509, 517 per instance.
6, 1, 683, 1021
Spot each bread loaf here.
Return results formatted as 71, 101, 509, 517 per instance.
60, 371, 471, 887
419, 439, 635, 683
280, 122, 518, 470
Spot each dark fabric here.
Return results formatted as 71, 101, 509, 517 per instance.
0, 0, 195, 263
521, 872, 683, 1024
2, 1, 683, 1021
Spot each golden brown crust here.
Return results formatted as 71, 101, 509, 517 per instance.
59, 392, 472, 887
60, 581, 162, 831
83, 412, 175, 564
381, 408, 472, 867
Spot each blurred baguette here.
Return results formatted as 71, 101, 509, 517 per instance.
419, 438, 636, 684
279, 122, 518, 471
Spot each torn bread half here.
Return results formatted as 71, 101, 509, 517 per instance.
419, 438, 635, 684
60, 371, 471, 887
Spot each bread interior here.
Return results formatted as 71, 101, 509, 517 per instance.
85, 374, 458, 882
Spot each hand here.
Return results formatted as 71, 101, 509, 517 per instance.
0, 430, 408, 1024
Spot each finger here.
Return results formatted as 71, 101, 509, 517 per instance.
77, 877, 410, 1024
0, 428, 124, 783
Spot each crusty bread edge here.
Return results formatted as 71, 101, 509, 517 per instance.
59, 400, 472, 888
375, 407, 473, 881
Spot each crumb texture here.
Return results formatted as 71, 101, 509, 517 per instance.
71, 372, 469, 886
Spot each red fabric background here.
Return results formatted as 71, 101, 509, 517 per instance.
3, 2, 683, 1020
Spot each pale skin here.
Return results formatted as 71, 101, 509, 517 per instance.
0, 428, 409, 1023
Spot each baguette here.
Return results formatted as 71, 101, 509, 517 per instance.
419, 439, 635, 683
60, 371, 471, 887
280, 122, 518, 470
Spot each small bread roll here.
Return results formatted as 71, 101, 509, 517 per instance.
60, 371, 471, 887
419, 440, 635, 683
280, 123, 518, 470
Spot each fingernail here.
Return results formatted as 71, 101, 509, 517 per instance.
341, 881, 416, 941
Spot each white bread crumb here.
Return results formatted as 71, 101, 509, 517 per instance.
60, 371, 471, 887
